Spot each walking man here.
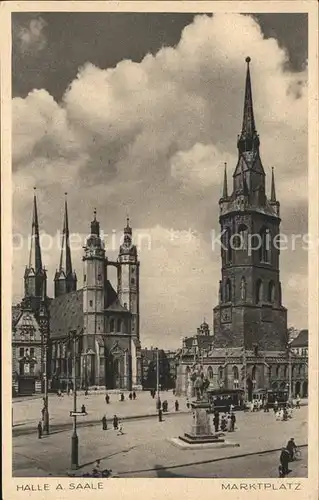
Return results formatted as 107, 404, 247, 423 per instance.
213, 411, 219, 433
113, 414, 119, 430
175, 400, 179, 411
279, 447, 290, 476
133, 391, 136, 400
230, 412, 236, 432
105, 393, 110, 404
37, 421, 43, 439
102, 415, 107, 430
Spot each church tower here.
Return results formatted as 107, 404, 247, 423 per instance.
117, 218, 140, 340
213, 57, 287, 351
24, 188, 47, 312
54, 194, 77, 297
117, 218, 141, 387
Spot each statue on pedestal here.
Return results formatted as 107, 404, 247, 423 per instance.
189, 362, 210, 402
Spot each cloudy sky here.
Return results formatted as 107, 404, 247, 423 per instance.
12, 12, 308, 348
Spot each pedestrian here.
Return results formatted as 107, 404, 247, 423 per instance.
120, 393, 124, 402
85, 389, 88, 396
81, 404, 86, 413
286, 438, 297, 461
117, 422, 124, 435
102, 415, 107, 430
227, 414, 232, 432
220, 414, 227, 432
230, 412, 236, 432
175, 400, 179, 411
133, 391, 136, 400
37, 421, 42, 439
296, 395, 301, 409
113, 414, 119, 430
105, 393, 110, 404
213, 411, 219, 433
274, 400, 279, 412
186, 398, 190, 409
129, 392, 132, 400
152, 390, 156, 399
279, 447, 290, 476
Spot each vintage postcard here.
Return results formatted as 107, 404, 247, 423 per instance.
1, 1, 318, 499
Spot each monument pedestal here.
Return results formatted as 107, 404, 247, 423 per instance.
178, 400, 224, 444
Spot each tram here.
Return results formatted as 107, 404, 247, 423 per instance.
206, 388, 245, 411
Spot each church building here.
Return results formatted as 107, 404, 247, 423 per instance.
12, 192, 142, 395
175, 58, 308, 400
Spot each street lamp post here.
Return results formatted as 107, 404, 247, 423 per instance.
70, 330, 78, 469
43, 342, 49, 434
288, 344, 292, 402
155, 348, 161, 417
242, 349, 247, 401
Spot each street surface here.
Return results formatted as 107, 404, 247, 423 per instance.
12, 395, 307, 478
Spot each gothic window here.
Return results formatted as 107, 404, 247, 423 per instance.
268, 365, 272, 379
268, 281, 275, 302
276, 365, 280, 377
234, 224, 248, 250
19, 347, 24, 358
233, 366, 239, 380
131, 278, 135, 285
252, 365, 257, 381
89, 300, 93, 307
284, 365, 288, 379
255, 279, 263, 304
98, 274, 102, 281
292, 365, 296, 378
223, 228, 232, 264
19, 361, 24, 375
207, 366, 213, 380
84, 274, 87, 282
218, 366, 224, 380
225, 279, 232, 302
259, 227, 271, 263
117, 319, 122, 332
110, 319, 115, 332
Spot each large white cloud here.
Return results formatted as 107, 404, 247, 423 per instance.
12, 13, 308, 347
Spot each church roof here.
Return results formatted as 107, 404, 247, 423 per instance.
183, 335, 214, 350
49, 290, 84, 339
290, 329, 308, 348
12, 305, 22, 327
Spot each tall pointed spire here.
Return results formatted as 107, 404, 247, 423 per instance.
270, 167, 276, 202
237, 57, 260, 154
54, 193, 77, 297
59, 193, 72, 275
28, 187, 42, 272
222, 162, 228, 199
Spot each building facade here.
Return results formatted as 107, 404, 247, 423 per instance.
175, 58, 308, 400
12, 193, 142, 395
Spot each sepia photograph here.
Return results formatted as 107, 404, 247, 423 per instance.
2, 2, 318, 493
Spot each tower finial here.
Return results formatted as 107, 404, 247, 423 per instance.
93, 208, 97, 220
237, 57, 259, 154
222, 162, 228, 199
270, 167, 277, 202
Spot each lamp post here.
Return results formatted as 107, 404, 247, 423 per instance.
70, 330, 78, 469
155, 348, 160, 413
288, 343, 292, 402
43, 342, 49, 435
242, 349, 247, 401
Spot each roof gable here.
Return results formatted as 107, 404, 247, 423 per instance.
13, 310, 42, 341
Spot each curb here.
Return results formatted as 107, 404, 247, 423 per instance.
12, 410, 191, 434
117, 444, 308, 475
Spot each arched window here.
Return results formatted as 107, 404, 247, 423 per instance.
223, 228, 232, 264
117, 319, 122, 332
233, 366, 239, 380
252, 365, 257, 381
259, 227, 271, 263
218, 366, 224, 380
225, 279, 232, 302
268, 281, 275, 302
234, 224, 248, 250
110, 319, 115, 332
207, 366, 213, 380
292, 365, 296, 378
255, 279, 263, 304
284, 365, 288, 379
276, 365, 280, 377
